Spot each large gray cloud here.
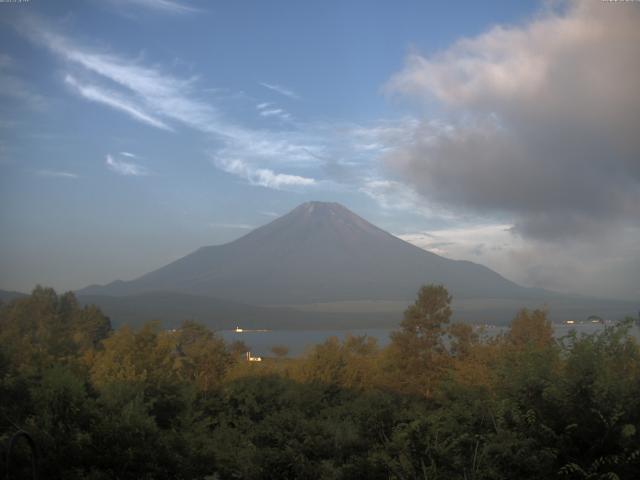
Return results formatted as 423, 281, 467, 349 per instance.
385, 0, 640, 241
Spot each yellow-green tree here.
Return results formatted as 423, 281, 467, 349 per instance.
174, 320, 231, 393
507, 308, 554, 349
0, 287, 110, 372
387, 284, 452, 397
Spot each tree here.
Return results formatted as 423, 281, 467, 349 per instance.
0, 287, 110, 372
175, 320, 231, 393
448, 322, 478, 358
387, 284, 453, 396
71, 303, 112, 352
507, 308, 554, 349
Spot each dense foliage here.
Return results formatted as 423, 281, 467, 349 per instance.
1, 286, 639, 479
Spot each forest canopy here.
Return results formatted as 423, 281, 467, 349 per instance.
1, 285, 639, 479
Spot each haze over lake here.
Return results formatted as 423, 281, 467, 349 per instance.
221, 323, 640, 357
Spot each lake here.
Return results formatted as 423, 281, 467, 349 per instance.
219, 322, 640, 357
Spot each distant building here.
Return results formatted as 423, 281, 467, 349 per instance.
246, 351, 262, 362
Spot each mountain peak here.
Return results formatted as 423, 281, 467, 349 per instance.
293, 201, 349, 215
79, 200, 527, 303
282, 201, 380, 234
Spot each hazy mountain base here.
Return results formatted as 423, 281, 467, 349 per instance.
76, 292, 399, 330
0, 289, 26, 303
77, 291, 637, 330
285, 297, 638, 323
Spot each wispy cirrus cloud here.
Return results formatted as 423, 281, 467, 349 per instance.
35, 169, 79, 179
260, 108, 289, 119
259, 211, 280, 218
105, 154, 149, 176
20, 21, 222, 135
359, 178, 454, 220
108, 0, 202, 14
259, 82, 300, 100
359, 179, 420, 212
208, 222, 254, 230
64, 74, 172, 131
20, 21, 328, 190
215, 158, 316, 190
256, 102, 291, 121
347, 118, 420, 154
20, 19, 422, 196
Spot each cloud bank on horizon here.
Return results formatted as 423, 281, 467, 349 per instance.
385, 1, 640, 242
383, 1, 640, 299
0, 0, 638, 299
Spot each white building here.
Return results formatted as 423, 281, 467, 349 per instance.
246, 351, 262, 362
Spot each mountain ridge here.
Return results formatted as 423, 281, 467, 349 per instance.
77, 201, 545, 304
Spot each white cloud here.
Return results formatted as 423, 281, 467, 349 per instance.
61, 52, 218, 134
64, 75, 172, 131
215, 158, 316, 190
208, 222, 254, 230
399, 224, 640, 301
347, 118, 420, 153
256, 101, 292, 122
259, 108, 291, 121
22, 21, 437, 194
381, 1, 640, 298
109, 0, 201, 14
399, 224, 518, 260
259, 82, 300, 100
22, 22, 335, 182
35, 170, 79, 179
120, 151, 138, 158
359, 178, 456, 220
385, 1, 640, 240
259, 211, 280, 217
260, 108, 283, 117
360, 179, 421, 211
21, 23, 224, 135
20, 19, 464, 202
105, 154, 149, 176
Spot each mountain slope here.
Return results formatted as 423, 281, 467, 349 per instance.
78, 202, 540, 304
0, 289, 27, 303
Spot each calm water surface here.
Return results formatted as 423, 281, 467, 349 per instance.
220, 323, 640, 357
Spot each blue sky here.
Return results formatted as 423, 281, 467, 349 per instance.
1, 0, 638, 299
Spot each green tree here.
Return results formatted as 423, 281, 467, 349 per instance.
448, 322, 478, 358
387, 284, 452, 396
0, 287, 110, 372
174, 320, 231, 393
507, 308, 554, 349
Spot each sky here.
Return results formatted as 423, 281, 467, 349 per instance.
0, 0, 638, 300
